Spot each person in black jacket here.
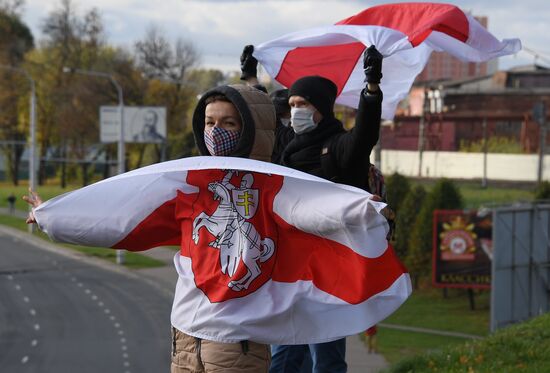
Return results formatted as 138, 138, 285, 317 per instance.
240, 44, 384, 373
270, 46, 384, 373
282, 48, 382, 190
269, 88, 293, 164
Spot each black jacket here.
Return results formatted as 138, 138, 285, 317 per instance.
279, 89, 382, 189
271, 120, 294, 164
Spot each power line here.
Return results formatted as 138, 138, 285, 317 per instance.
521, 46, 550, 66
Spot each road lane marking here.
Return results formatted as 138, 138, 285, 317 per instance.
21, 356, 29, 364
114, 323, 120, 328
29, 309, 36, 316
31, 340, 38, 347
104, 309, 111, 314
15, 284, 21, 291
7, 275, 13, 280
23, 296, 30, 303
33, 324, 40, 331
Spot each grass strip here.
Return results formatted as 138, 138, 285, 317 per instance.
0, 214, 165, 269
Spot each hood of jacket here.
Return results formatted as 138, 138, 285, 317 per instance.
193, 84, 275, 162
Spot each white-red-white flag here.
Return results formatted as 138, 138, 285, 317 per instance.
34, 157, 411, 344
253, 2, 521, 119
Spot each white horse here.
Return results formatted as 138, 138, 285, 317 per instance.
192, 181, 275, 291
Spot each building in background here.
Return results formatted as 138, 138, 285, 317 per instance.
383, 64, 550, 152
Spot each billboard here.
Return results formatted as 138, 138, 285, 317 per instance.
432, 210, 493, 289
100, 106, 166, 143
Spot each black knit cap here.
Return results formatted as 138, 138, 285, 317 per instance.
269, 89, 290, 116
288, 76, 338, 118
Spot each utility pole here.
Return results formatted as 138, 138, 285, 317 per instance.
534, 102, 547, 183
0, 65, 37, 233
63, 67, 126, 264
482, 117, 488, 188
418, 88, 430, 177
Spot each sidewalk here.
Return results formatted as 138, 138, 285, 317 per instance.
1, 207, 389, 372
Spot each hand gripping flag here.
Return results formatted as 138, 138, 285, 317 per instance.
253, 2, 521, 119
33, 156, 411, 344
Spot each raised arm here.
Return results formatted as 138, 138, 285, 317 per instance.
239, 45, 268, 93
330, 45, 384, 167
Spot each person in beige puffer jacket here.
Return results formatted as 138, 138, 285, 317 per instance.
170, 84, 275, 373
192, 84, 275, 162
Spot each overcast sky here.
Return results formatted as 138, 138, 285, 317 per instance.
21, 0, 550, 72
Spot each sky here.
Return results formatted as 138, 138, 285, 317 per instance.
20, 0, 550, 73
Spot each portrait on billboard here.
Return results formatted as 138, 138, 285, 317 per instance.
100, 106, 167, 143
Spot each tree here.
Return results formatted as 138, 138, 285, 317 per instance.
535, 181, 550, 200
0, 5, 34, 185
135, 25, 199, 83
30, 0, 143, 186
134, 25, 201, 163
407, 179, 463, 286
395, 184, 427, 260
0, 0, 24, 16
385, 172, 411, 211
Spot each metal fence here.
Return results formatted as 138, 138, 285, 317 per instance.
491, 202, 550, 331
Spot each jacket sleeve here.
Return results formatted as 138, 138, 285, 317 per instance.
271, 121, 294, 164
330, 89, 383, 169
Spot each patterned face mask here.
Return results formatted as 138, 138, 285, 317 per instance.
204, 126, 241, 156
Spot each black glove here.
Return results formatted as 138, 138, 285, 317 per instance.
363, 45, 383, 84
240, 45, 258, 81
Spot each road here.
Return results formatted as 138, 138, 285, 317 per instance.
0, 229, 172, 373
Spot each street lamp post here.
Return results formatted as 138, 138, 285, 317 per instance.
63, 67, 125, 264
0, 65, 37, 233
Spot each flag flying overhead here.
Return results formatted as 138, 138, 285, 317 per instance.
33, 156, 410, 344
253, 2, 521, 119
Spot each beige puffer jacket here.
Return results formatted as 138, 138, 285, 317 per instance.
192, 84, 275, 162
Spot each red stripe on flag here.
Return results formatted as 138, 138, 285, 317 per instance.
113, 197, 181, 251
336, 3, 469, 46
275, 42, 365, 95
272, 214, 406, 305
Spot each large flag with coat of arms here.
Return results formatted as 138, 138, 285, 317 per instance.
33, 157, 410, 344
253, 2, 521, 120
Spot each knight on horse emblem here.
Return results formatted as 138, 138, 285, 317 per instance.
192, 170, 276, 291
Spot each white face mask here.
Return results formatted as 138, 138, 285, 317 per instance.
280, 118, 291, 127
291, 107, 317, 134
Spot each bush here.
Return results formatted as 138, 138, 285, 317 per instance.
535, 181, 550, 200
407, 179, 463, 282
395, 185, 427, 260
459, 136, 523, 153
385, 172, 411, 212
387, 312, 550, 373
